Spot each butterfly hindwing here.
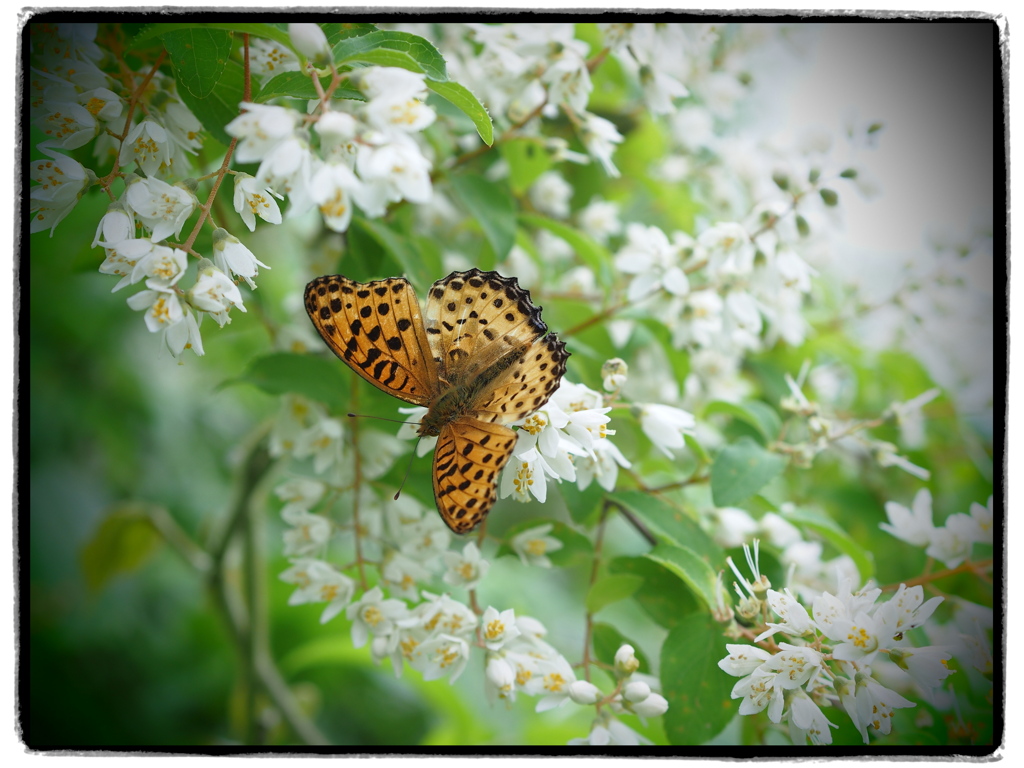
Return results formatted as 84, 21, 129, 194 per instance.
432, 416, 518, 533
304, 275, 438, 407
470, 333, 570, 425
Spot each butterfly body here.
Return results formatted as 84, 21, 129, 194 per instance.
304, 269, 569, 533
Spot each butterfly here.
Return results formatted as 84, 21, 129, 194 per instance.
304, 269, 570, 534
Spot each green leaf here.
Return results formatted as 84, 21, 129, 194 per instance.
348, 217, 434, 291
500, 139, 553, 194
80, 504, 163, 592
333, 30, 448, 81
159, 27, 234, 98
820, 188, 839, 206
585, 574, 644, 614
427, 80, 493, 145
608, 555, 699, 628
449, 174, 517, 263
661, 614, 736, 745
255, 70, 363, 103
782, 506, 875, 583
610, 490, 723, 564
645, 543, 720, 609
710, 436, 787, 507
175, 58, 246, 148
518, 213, 613, 285
227, 352, 348, 410
591, 622, 652, 673
704, 399, 782, 442
128, 22, 292, 53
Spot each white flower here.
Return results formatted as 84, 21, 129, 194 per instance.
164, 308, 205, 358
711, 506, 759, 549
126, 283, 185, 333
577, 198, 622, 244
510, 524, 563, 568
35, 97, 98, 149
233, 173, 283, 232
280, 559, 356, 624
275, 477, 326, 507
614, 224, 689, 302
289, 22, 331, 62
29, 148, 91, 235
639, 64, 689, 115
442, 541, 489, 589
575, 438, 630, 491
282, 508, 332, 558
844, 672, 915, 743
614, 644, 640, 676
485, 655, 517, 702
880, 488, 935, 547
718, 644, 773, 678
359, 68, 436, 135
699, 221, 755, 277
355, 133, 432, 212
92, 203, 135, 249
788, 688, 838, 745
315, 110, 360, 163
636, 403, 695, 457
310, 160, 362, 232
119, 119, 172, 176
124, 239, 188, 287
226, 102, 301, 163
346, 586, 408, 648
410, 633, 471, 684
529, 170, 573, 219
212, 228, 270, 289
579, 111, 623, 177
249, 38, 300, 78
887, 644, 955, 697
293, 416, 345, 474
189, 262, 246, 318
255, 132, 316, 217
125, 176, 196, 242
481, 606, 522, 651
755, 588, 817, 642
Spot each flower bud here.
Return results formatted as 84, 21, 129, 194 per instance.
623, 680, 651, 703
289, 23, 331, 64
614, 644, 640, 676
601, 358, 628, 392
568, 680, 601, 705
630, 692, 669, 718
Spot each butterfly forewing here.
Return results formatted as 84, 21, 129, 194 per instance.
424, 269, 549, 383
432, 417, 518, 533
304, 275, 438, 406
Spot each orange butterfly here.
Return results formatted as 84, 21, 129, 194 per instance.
304, 269, 569, 533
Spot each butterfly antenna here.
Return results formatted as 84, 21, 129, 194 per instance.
346, 413, 414, 425
394, 436, 424, 500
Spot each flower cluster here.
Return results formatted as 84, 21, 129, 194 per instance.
225, 65, 436, 233
718, 545, 955, 745
881, 489, 993, 569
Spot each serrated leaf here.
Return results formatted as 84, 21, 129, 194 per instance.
608, 555, 699, 627
710, 436, 787, 507
585, 574, 644, 614
427, 80, 493, 145
610, 490, 722, 564
782, 506, 875, 582
130, 22, 292, 53
646, 543, 719, 609
227, 352, 348, 410
333, 30, 448, 81
661, 614, 736, 744
80, 505, 163, 592
449, 174, 516, 263
255, 70, 363, 103
500, 139, 553, 194
704, 399, 781, 442
160, 28, 234, 99
591, 622, 652, 673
